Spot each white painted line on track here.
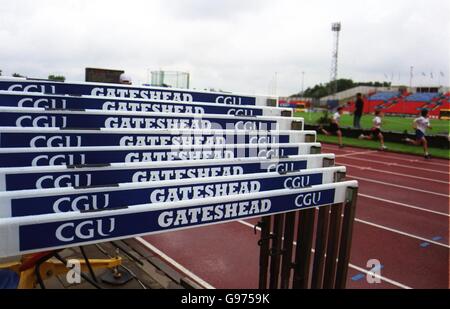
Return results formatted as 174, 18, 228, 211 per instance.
135, 237, 216, 289
354, 219, 450, 249
342, 152, 450, 168
348, 175, 450, 197
321, 145, 449, 168
359, 193, 450, 217
341, 163, 450, 185
336, 150, 378, 158
340, 156, 450, 175
348, 264, 412, 289
238, 221, 412, 289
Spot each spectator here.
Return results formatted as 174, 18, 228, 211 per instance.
353, 93, 364, 129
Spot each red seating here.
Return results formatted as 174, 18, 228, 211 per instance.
339, 91, 449, 118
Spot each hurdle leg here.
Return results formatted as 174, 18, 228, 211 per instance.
279, 212, 296, 288
268, 214, 284, 289
311, 205, 331, 289
258, 216, 272, 289
335, 186, 359, 289
292, 207, 316, 289
322, 203, 344, 288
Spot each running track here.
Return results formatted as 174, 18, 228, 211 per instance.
138, 144, 450, 289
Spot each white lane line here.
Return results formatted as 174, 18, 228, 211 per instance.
321, 145, 354, 153
238, 221, 412, 289
336, 150, 378, 158
340, 156, 450, 175
341, 162, 450, 185
135, 237, 216, 289
240, 212, 449, 250
348, 174, 450, 197
358, 193, 450, 217
346, 152, 450, 168
321, 145, 449, 168
354, 219, 450, 249
348, 264, 412, 289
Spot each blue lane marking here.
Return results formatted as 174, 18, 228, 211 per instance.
351, 274, 365, 281
420, 236, 443, 248
351, 264, 384, 282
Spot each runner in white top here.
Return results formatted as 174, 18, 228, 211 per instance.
373, 115, 382, 129
320, 106, 344, 148
414, 115, 430, 134
359, 110, 387, 150
403, 109, 432, 159
333, 111, 341, 125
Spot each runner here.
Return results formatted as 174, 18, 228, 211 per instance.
320, 106, 344, 148
403, 109, 432, 159
359, 110, 387, 151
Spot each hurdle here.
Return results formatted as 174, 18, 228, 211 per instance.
0, 127, 316, 148
0, 166, 346, 218
0, 143, 321, 168
0, 91, 288, 117
0, 106, 300, 131
0, 154, 332, 191
0, 78, 276, 106
0, 181, 357, 258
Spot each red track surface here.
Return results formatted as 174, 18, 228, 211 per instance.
140, 144, 450, 289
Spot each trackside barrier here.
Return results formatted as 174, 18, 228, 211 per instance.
0, 154, 331, 191
0, 181, 358, 258
0, 107, 301, 131
0, 143, 321, 168
0, 127, 316, 148
0, 166, 346, 218
0, 91, 288, 117
0, 78, 276, 106
257, 172, 359, 289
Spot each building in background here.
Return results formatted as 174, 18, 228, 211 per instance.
85, 68, 124, 84
149, 70, 190, 89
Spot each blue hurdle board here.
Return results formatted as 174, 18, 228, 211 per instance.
0, 166, 346, 218
0, 107, 299, 130
0, 78, 276, 106
0, 143, 320, 167
0, 127, 316, 148
0, 154, 332, 191
0, 181, 358, 258
0, 91, 287, 116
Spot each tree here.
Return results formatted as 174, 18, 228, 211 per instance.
12, 73, 25, 78
294, 79, 392, 99
48, 75, 66, 82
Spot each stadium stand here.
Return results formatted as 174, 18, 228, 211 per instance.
405, 92, 439, 102
368, 91, 399, 102
344, 90, 450, 118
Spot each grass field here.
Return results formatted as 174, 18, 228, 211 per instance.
294, 111, 449, 159
317, 134, 450, 159
295, 112, 450, 135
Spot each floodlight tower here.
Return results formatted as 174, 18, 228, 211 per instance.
330, 22, 342, 98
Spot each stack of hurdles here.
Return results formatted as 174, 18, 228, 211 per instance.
0, 78, 357, 277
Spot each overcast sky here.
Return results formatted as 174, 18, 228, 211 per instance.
1, 0, 449, 95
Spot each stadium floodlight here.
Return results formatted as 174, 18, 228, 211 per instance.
330, 22, 342, 98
